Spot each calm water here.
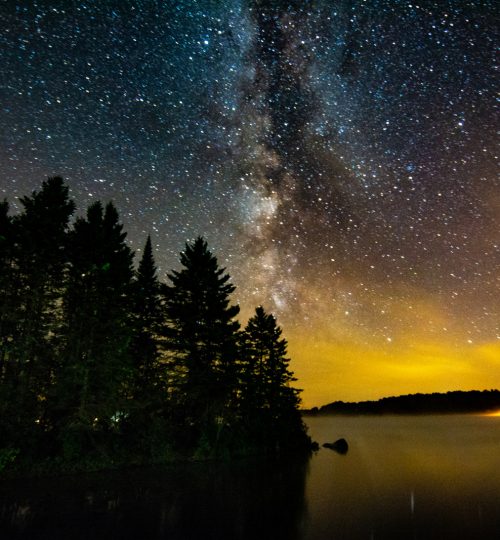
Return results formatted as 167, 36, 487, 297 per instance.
304, 414, 500, 539
1, 415, 499, 539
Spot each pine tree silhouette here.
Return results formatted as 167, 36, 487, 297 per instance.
126, 235, 171, 455
163, 237, 240, 451
56, 201, 134, 458
241, 306, 307, 449
4, 177, 74, 452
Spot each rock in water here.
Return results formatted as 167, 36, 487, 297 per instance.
323, 438, 349, 454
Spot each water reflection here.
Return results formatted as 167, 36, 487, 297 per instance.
0, 457, 309, 540
1, 415, 500, 539
304, 414, 500, 539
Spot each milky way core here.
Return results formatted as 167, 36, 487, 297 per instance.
1, 1, 498, 406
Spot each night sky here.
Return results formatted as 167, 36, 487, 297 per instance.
1, 1, 498, 406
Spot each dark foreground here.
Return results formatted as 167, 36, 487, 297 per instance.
0, 456, 308, 540
1, 414, 500, 540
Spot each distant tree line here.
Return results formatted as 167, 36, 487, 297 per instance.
306, 390, 500, 416
0, 177, 310, 472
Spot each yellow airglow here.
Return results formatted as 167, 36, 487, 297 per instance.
288, 333, 500, 408
239, 271, 499, 409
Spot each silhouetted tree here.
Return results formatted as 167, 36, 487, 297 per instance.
0, 199, 18, 448
0, 199, 14, 369
240, 306, 306, 449
1, 178, 75, 452
163, 237, 240, 452
126, 235, 170, 457
130, 236, 164, 389
55, 201, 134, 459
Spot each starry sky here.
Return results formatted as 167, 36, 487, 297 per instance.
1, 0, 498, 407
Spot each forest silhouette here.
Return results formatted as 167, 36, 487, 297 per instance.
306, 390, 500, 416
0, 177, 311, 474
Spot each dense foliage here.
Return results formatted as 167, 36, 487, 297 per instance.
0, 178, 311, 473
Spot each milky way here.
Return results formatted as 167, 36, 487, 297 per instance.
1, 1, 498, 405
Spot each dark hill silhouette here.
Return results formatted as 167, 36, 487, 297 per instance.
304, 390, 500, 415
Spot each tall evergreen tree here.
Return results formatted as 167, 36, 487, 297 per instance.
240, 306, 307, 449
126, 235, 169, 454
0, 199, 14, 369
55, 201, 134, 459
0, 199, 18, 448
13, 177, 75, 354
2, 178, 74, 450
163, 237, 240, 450
130, 235, 163, 387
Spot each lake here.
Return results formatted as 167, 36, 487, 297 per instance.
1, 414, 499, 539
304, 414, 500, 539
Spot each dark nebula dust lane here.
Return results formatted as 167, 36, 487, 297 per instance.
1, 1, 498, 405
